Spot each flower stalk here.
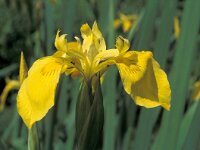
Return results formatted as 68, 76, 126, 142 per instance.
28, 124, 40, 150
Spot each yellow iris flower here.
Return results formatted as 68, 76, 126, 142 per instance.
114, 13, 138, 32
0, 52, 27, 111
191, 81, 200, 101
17, 22, 171, 129
0, 79, 20, 111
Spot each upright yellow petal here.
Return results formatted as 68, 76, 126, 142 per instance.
114, 19, 121, 29
117, 51, 171, 110
0, 79, 20, 111
20, 52, 28, 85
96, 38, 106, 52
80, 23, 92, 39
116, 36, 130, 53
80, 24, 93, 54
122, 20, 132, 32
92, 22, 106, 52
55, 30, 68, 52
17, 56, 63, 128
92, 21, 103, 39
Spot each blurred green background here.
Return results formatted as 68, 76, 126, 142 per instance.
0, 0, 200, 149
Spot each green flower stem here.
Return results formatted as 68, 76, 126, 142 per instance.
28, 124, 40, 150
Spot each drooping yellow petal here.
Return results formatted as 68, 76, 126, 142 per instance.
17, 56, 64, 128
132, 58, 171, 110
117, 51, 171, 110
191, 81, 200, 101
116, 51, 151, 93
19, 52, 28, 85
116, 36, 130, 53
55, 30, 68, 52
0, 80, 20, 111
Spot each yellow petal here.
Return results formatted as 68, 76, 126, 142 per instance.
92, 22, 106, 52
54, 40, 85, 72
17, 56, 63, 128
174, 16, 180, 39
96, 38, 106, 52
55, 30, 68, 52
94, 49, 119, 65
80, 23, 92, 39
67, 41, 80, 51
132, 58, 171, 110
122, 20, 132, 32
116, 36, 130, 53
94, 59, 116, 76
191, 81, 200, 101
114, 19, 121, 29
117, 51, 171, 110
93, 49, 119, 76
19, 52, 28, 85
81, 24, 93, 54
65, 67, 80, 77
66, 46, 85, 61
0, 80, 20, 111
116, 51, 150, 93
53, 50, 67, 58
92, 21, 103, 39
119, 13, 132, 32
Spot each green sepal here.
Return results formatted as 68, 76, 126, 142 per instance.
75, 80, 92, 139
76, 77, 104, 150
